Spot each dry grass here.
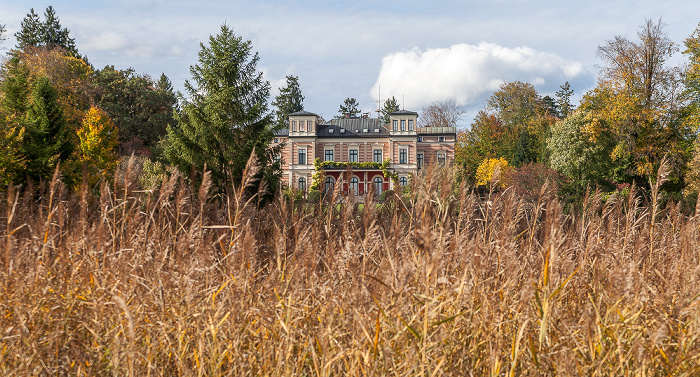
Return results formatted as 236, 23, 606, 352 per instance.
2, 159, 700, 376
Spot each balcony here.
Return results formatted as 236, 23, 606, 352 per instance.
416, 127, 456, 134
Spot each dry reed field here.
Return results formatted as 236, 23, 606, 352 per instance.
2, 159, 700, 376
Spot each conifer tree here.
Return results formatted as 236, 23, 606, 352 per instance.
165, 24, 281, 195
338, 98, 360, 118
380, 96, 400, 124
15, 6, 79, 57
272, 75, 304, 129
23, 77, 73, 182
555, 81, 575, 118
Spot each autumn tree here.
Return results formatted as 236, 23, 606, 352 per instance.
419, 97, 464, 128
74, 107, 119, 186
15, 6, 80, 57
591, 19, 691, 185
380, 96, 400, 124
338, 97, 360, 118
272, 75, 304, 129
165, 24, 281, 195
16, 47, 93, 132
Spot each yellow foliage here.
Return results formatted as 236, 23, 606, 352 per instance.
475, 157, 511, 187
75, 107, 119, 184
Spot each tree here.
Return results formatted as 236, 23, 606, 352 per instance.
272, 75, 304, 129
592, 19, 690, 183
15, 6, 79, 57
598, 18, 679, 110
338, 97, 360, 118
683, 23, 700, 134
92, 66, 176, 154
17, 47, 93, 131
0, 57, 32, 121
547, 109, 615, 187
0, 120, 25, 186
0, 21, 6, 44
380, 96, 400, 124
23, 76, 73, 182
419, 97, 464, 128
74, 107, 119, 186
165, 24, 281, 195
555, 81, 575, 118
475, 157, 511, 188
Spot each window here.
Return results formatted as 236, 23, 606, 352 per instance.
373, 149, 382, 163
408, 119, 414, 131
291, 120, 297, 132
307, 120, 313, 131
400, 119, 406, 131
399, 148, 407, 164
438, 136, 445, 142
298, 148, 306, 165
274, 153, 281, 163
392, 119, 398, 131
349, 149, 358, 163
417, 153, 424, 169
399, 176, 408, 187
325, 149, 334, 162
274, 137, 279, 143
324, 176, 335, 194
437, 152, 446, 165
298, 177, 306, 192
350, 177, 359, 194
373, 177, 383, 195
417, 136, 422, 142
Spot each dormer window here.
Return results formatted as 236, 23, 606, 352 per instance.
307, 120, 313, 131
291, 120, 297, 132
392, 120, 398, 131
400, 120, 406, 131
329, 128, 334, 133
408, 119, 414, 131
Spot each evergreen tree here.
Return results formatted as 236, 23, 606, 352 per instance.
380, 96, 400, 124
555, 81, 575, 118
165, 24, 280, 195
272, 75, 304, 129
338, 97, 360, 118
23, 76, 73, 181
0, 57, 32, 121
15, 6, 79, 57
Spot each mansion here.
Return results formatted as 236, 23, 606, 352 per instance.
274, 110, 456, 195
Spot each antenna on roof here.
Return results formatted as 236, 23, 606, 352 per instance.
375, 85, 382, 119
402, 94, 405, 110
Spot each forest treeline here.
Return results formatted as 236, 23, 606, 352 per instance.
2, 8, 700, 207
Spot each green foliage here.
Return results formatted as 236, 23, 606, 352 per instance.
338, 97, 360, 118
15, 6, 79, 57
272, 75, 304, 130
23, 76, 73, 182
0, 57, 32, 121
91, 66, 176, 154
547, 109, 615, 190
164, 24, 281, 196
555, 81, 575, 118
381, 96, 400, 124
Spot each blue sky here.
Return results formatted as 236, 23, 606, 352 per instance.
1, 1, 699, 127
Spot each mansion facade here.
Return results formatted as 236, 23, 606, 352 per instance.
274, 110, 456, 195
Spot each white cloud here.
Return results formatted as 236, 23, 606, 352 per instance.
371, 42, 587, 111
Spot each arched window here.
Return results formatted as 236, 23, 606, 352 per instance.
298, 177, 306, 192
324, 176, 335, 194
350, 176, 359, 194
399, 176, 408, 188
373, 176, 383, 195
